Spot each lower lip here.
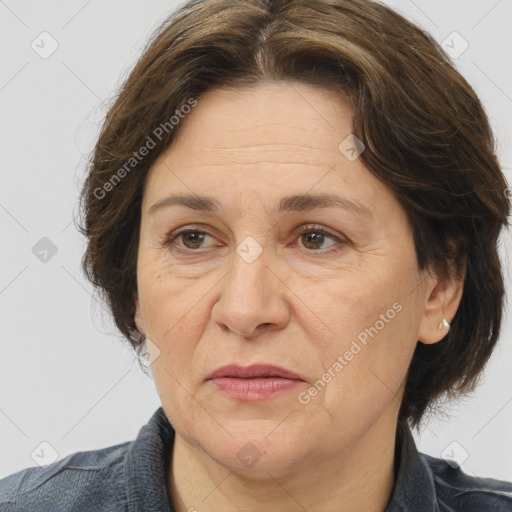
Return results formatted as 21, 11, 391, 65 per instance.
210, 377, 302, 400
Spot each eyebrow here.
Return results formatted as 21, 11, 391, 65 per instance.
148, 193, 373, 218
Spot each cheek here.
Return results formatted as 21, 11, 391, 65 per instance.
302, 258, 421, 407
147, 302, 208, 437
137, 263, 207, 389
137, 252, 209, 340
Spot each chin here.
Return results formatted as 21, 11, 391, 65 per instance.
210, 436, 309, 480
163, 393, 338, 478
188, 418, 315, 479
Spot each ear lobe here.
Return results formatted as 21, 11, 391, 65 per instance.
417, 268, 465, 345
134, 296, 146, 337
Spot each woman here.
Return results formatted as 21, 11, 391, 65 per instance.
1, 0, 511, 510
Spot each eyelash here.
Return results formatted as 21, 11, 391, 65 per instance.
161, 224, 346, 255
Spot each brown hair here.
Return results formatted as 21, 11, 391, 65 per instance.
77, 0, 510, 427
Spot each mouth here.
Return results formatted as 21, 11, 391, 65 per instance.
206, 364, 305, 401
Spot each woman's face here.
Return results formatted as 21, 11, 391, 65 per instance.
134, 81, 444, 477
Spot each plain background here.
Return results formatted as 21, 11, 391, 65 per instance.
1, 0, 511, 482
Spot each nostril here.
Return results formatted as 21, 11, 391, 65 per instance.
256, 322, 272, 333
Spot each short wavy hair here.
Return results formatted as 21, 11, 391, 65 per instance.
77, 0, 510, 427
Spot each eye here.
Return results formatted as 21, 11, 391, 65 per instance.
162, 224, 345, 254
163, 228, 218, 251
292, 224, 345, 254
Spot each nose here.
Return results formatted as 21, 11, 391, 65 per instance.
211, 242, 290, 338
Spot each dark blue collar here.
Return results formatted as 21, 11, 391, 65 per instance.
384, 420, 438, 511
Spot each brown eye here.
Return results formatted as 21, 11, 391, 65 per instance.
178, 231, 208, 249
301, 231, 330, 250
294, 225, 345, 254
164, 229, 217, 251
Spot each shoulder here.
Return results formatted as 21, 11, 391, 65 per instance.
421, 453, 512, 512
0, 441, 131, 512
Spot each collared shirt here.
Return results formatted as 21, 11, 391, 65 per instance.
1, 406, 511, 511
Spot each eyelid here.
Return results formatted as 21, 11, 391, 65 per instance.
292, 224, 346, 253
162, 223, 347, 253
162, 225, 219, 250
295, 224, 342, 240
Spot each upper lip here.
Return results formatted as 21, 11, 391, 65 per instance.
207, 364, 305, 381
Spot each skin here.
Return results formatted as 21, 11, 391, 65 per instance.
134, 81, 464, 512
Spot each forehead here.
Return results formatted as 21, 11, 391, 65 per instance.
150, 82, 354, 170
142, 81, 400, 223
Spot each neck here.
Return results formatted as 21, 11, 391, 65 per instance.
169, 417, 399, 512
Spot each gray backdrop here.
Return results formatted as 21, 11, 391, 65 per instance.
1, 0, 511, 481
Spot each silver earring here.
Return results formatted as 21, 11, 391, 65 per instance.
438, 317, 450, 330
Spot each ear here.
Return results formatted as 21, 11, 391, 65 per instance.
134, 295, 147, 337
417, 263, 465, 345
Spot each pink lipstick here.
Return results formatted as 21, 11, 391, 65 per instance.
207, 364, 304, 401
